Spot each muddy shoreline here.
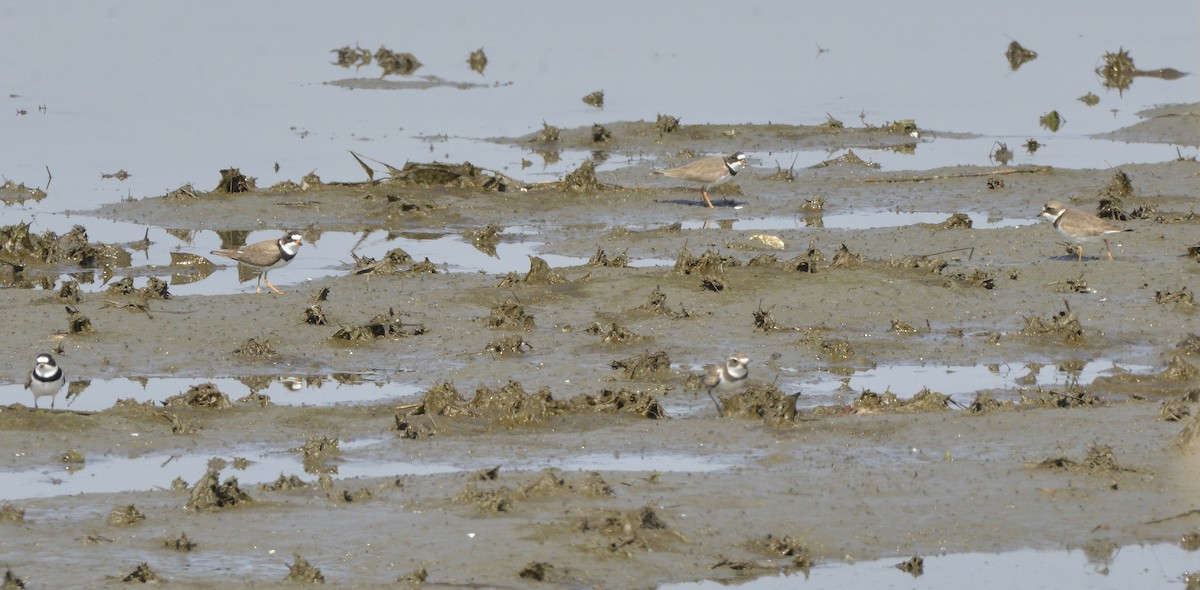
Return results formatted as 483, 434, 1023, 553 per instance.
3, 108, 1200, 587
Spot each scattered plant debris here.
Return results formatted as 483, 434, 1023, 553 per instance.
720, 383, 800, 421
655, 113, 680, 133
163, 532, 197, 552
466, 224, 502, 256
121, 563, 161, 584
214, 167, 253, 193
521, 256, 569, 284
65, 305, 94, 334
2, 567, 26, 588
537, 121, 560, 143
467, 47, 487, 73
164, 383, 233, 408
586, 247, 629, 267
376, 47, 422, 76
233, 337, 276, 357
582, 90, 604, 108
990, 141, 1013, 165
331, 307, 426, 340
591, 123, 612, 143
186, 466, 252, 511
284, 553, 325, 583
484, 334, 532, 355
487, 299, 535, 330
895, 556, 924, 577
0, 503, 25, 523
1005, 40, 1038, 70
1155, 286, 1196, 310
813, 149, 879, 168
100, 169, 130, 181
611, 351, 671, 379
1018, 300, 1083, 343
585, 322, 642, 343
1030, 443, 1137, 475
1096, 47, 1187, 93
1039, 110, 1065, 132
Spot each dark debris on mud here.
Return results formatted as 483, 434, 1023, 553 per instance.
2, 567, 26, 589
394, 380, 666, 437
1029, 443, 1140, 477
611, 350, 671, 380
331, 307, 427, 341
350, 247, 435, 276
0, 222, 131, 281
163, 532, 197, 552
1018, 300, 1084, 343
375, 47, 422, 76
186, 466, 252, 512
585, 321, 642, 343
164, 383, 233, 409
496, 256, 576, 287
121, 563, 162, 584
895, 556, 925, 577
572, 505, 680, 556
840, 388, 952, 415
1005, 40, 1038, 70
586, 247, 630, 268
714, 383, 801, 422
284, 553, 325, 583
107, 504, 145, 526
0, 503, 25, 523
0, 179, 46, 206
486, 299, 535, 330
1097, 47, 1188, 94
233, 337, 277, 358
741, 533, 815, 572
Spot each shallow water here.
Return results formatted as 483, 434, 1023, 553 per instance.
1, 374, 420, 412
660, 543, 1198, 590
2, 1, 1196, 218
0, 442, 735, 502
784, 359, 1153, 406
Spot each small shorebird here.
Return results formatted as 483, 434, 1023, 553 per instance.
1040, 200, 1132, 261
211, 230, 303, 294
702, 353, 750, 417
653, 152, 747, 208
25, 353, 66, 409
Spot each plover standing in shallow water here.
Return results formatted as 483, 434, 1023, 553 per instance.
653, 152, 748, 208
210, 230, 303, 294
25, 353, 66, 409
702, 353, 750, 417
1040, 200, 1132, 261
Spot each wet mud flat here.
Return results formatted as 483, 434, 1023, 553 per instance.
3, 111, 1200, 587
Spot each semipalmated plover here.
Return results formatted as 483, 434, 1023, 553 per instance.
25, 353, 66, 409
211, 231, 303, 294
653, 152, 747, 208
702, 353, 750, 417
1040, 200, 1132, 261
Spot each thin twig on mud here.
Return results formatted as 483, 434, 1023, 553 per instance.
859, 166, 1051, 183
1143, 509, 1200, 526
916, 247, 975, 261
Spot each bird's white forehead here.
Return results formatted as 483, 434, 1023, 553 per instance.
36, 354, 52, 363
